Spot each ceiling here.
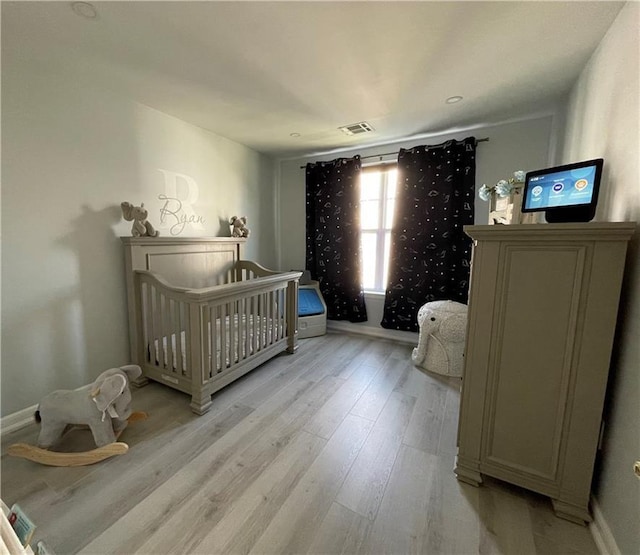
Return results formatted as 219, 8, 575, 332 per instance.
2, 1, 624, 157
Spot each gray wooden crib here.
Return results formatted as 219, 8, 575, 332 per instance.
122, 237, 300, 414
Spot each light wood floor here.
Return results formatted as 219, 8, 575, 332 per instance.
1, 333, 599, 554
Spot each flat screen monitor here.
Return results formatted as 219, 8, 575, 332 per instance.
521, 158, 603, 222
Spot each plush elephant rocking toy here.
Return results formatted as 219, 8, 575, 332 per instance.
8, 365, 148, 467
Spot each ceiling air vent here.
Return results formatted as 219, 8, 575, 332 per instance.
338, 122, 374, 136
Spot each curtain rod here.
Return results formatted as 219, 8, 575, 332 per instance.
301, 137, 489, 169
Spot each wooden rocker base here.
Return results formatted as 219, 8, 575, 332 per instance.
7, 442, 129, 467
7, 411, 148, 467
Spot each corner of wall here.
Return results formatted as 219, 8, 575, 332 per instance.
274, 159, 282, 270
548, 95, 569, 166
590, 496, 622, 555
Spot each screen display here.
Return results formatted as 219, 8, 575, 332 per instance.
523, 162, 600, 211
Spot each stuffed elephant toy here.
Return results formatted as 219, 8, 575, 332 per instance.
412, 300, 468, 377
36, 365, 142, 449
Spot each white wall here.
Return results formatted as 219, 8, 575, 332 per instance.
277, 116, 555, 336
561, 4, 640, 553
1, 61, 275, 416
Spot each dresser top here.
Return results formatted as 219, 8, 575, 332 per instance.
464, 222, 635, 241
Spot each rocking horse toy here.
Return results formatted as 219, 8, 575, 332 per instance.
8, 365, 147, 467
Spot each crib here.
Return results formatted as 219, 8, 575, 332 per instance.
121, 237, 301, 414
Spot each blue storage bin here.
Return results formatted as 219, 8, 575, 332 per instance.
298, 282, 327, 338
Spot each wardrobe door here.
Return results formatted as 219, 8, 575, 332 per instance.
481, 243, 586, 485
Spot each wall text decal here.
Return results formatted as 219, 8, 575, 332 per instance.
157, 169, 206, 235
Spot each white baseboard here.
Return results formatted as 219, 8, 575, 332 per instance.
327, 321, 417, 346
1, 404, 37, 437
590, 496, 621, 555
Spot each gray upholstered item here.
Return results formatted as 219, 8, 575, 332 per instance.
36, 365, 142, 448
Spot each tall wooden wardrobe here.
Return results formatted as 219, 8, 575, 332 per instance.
454, 222, 635, 524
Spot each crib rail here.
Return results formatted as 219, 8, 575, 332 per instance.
236, 260, 281, 281
134, 268, 301, 396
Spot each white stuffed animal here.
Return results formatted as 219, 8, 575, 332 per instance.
412, 300, 468, 377
121, 201, 159, 237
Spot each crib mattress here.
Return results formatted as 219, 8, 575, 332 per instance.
151, 314, 276, 373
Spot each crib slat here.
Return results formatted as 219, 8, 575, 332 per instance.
276, 289, 281, 343
245, 295, 251, 359
220, 303, 228, 369
156, 288, 166, 369
238, 302, 242, 363
183, 302, 191, 378
257, 294, 263, 352
145, 283, 154, 364
169, 299, 177, 374
251, 294, 258, 355
275, 289, 280, 342
165, 296, 174, 374
209, 305, 218, 375
200, 304, 209, 379
140, 283, 149, 363
278, 289, 284, 341
145, 284, 156, 365
173, 300, 182, 375
278, 289, 283, 342
231, 300, 237, 365
281, 288, 287, 341
268, 291, 274, 345
187, 303, 202, 386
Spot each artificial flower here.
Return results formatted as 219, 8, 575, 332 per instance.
495, 180, 514, 197
479, 184, 492, 201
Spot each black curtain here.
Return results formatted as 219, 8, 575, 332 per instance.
381, 137, 476, 331
306, 156, 367, 322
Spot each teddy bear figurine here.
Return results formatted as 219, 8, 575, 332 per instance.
121, 201, 159, 237
230, 216, 251, 238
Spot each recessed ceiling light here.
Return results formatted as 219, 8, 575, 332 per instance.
290, 132, 301, 138
446, 96, 463, 104
71, 2, 98, 19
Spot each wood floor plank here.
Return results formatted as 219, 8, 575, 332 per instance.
392, 363, 432, 397
437, 382, 462, 456
238, 333, 339, 408
416, 453, 482, 553
389, 342, 414, 360
306, 502, 373, 555
335, 391, 416, 520
298, 335, 370, 383
350, 356, 410, 422
402, 379, 447, 454
248, 414, 374, 555
526, 492, 599, 554
331, 340, 393, 380
359, 444, 439, 555
304, 362, 382, 440
192, 430, 326, 554
476, 481, 539, 555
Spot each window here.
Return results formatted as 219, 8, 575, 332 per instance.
359, 165, 397, 292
